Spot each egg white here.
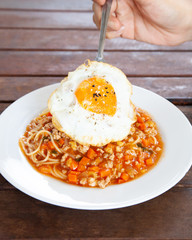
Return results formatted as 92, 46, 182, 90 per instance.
48, 60, 136, 146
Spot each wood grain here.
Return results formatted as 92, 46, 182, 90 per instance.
1, 51, 192, 76
1, 29, 192, 51
0, 0, 92, 11
0, 77, 192, 101
0, 188, 191, 239
0, 11, 95, 29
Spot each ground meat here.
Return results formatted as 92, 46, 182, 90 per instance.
20, 108, 163, 189
78, 145, 89, 154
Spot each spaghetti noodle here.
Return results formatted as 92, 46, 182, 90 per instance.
19, 108, 163, 188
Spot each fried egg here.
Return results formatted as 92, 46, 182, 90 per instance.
48, 60, 136, 146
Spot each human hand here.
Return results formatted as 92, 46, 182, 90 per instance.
93, 0, 192, 45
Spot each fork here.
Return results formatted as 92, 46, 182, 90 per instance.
95, 0, 113, 62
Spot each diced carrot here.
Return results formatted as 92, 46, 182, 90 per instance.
98, 161, 107, 168
145, 158, 154, 166
135, 161, 141, 169
70, 159, 79, 170
139, 123, 146, 131
120, 172, 129, 181
46, 112, 52, 117
70, 171, 80, 175
47, 141, 55, 150
41, 142, 48, 150
148, 137, 154, 145
124, 155, 133, 161
142, 138, 149, 147
89, 166, 100, 172
80, 156, 90, 166
142, 137, 154, 147
77, 164, 86, 172
143, 114, 150, 121
137, 116, 144, 123
99, 169, 111, 178
58, 138, 65, 146
117, 179, 124, 184
68, 173, 78, 183
87, 148, 97, 159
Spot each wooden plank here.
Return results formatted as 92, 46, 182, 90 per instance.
0, 11, 95, 29
0, 0, 92, 11
0, 103, 10, 113
0, 188, 191, 239
0, 77, 192, 101
1, 29, 192, 51
0, 51, 192, 76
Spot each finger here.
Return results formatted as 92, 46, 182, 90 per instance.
92, 0, 106, 6
106, 26, 125, 39
93, 1, 119, 30
93, 14, 100, 29
92, 2, 102, 28
106, 31, 121, 39
107, 15, 122, 31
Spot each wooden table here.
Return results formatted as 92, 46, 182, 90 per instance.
0, 1, 192, 239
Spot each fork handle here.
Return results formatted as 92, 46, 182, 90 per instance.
95, 0, 113, 62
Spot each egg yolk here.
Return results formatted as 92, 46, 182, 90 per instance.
75, 77, 117, 116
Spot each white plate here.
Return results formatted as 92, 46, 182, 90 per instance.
0, 84, 192, 210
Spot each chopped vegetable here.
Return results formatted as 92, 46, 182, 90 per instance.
42, 136, 49, 141
118, 179, 124, 184
89, 166, 100, 172
70, 159, 78, 170
120, 172, 129, 181
99, 169, 110, 178
142, 137, 154, 147
46, 112, 52, 117
51, 150, 58, 154
77, 164, 86, 172
75, 157, 83, 162
87, 148, 97, 159
137, 143, 153, 154
68, 173, 78, 183
124, 155, 133, 161
58, 138, 65, 146
41, 143, 48, 150
139, 123, 146, 131
80, 157, 90, 165
48, 141, 55, 150
145, 158, 154, 166
137, 116, 144, 123
70, 171, 80, 175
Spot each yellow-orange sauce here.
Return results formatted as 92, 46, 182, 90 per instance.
19, 108, 163, 188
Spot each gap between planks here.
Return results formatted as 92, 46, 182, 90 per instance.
1, 49, 192, 52
0, 8, 92, 13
